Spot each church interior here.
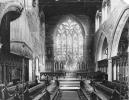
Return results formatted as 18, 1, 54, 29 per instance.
0, 0, 129, 100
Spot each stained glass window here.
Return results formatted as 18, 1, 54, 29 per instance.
54, 18, 83, 62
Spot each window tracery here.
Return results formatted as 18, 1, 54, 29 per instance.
54, 18, 83, 63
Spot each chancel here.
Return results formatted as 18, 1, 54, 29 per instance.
0, 0, 128, 100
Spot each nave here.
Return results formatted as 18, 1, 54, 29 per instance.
0, 0, 129, 100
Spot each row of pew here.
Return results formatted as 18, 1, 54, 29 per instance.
0, 80, 60, 100
80, 80, 94, 100
32, 80, 59, 100
80, 78, 128, 100
0, 81, 43, 100
94, 81, 128, 100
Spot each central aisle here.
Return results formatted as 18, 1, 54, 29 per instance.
61, 91, 80, 100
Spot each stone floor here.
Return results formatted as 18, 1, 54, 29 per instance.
61, 91, 80, 100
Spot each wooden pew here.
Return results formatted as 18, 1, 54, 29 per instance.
94, 82, 124, 100
101, 81, 128, 99
32, 89, 47, 100
50, 87, 59, 100
0, 81, 39, 100
95, 82, 114, 96
0, 83, 25, 100
29, 82, 46, 98
32, 80, 59, 100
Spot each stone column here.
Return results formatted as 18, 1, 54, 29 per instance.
29, 59, 32, 81
127, 51, 129, 97
4, 64, 6, 83
113, 60, 116, 80
54, 61, 56, 72
22, 58, 25, 83
108, 58, 112, 81
127, 24, 129, 98
95, 61, 98, 72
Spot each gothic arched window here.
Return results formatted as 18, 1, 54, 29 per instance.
54, 18, 83, 62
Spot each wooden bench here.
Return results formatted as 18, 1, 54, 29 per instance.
32, 81, 59, 100
50, 87, 59, 100
0, 81, 39, 100
0, 83, 25, 100
102, 81, 128, 96
94, 82, 125, 100
80, 87, 90, 100
101, 81, 128, 99
29, 82, 45, 97
32, 89, 47, 100
95, 82, 114, 96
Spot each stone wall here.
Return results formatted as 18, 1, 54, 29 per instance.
45, 14, 95, 72
0, 0, 45, 81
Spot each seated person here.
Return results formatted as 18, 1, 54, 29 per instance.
35, 76, 38, 84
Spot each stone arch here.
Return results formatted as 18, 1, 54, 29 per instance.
53, 15, 85, 38
76, 15, 92, 36
53, 15, 85, 58
101, 38, 108, 59
53, 15, 85, 49
118, 28, 128, 54
111, 7, 129, 57
0, 1, 23, 26
95, 32, 109, 61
